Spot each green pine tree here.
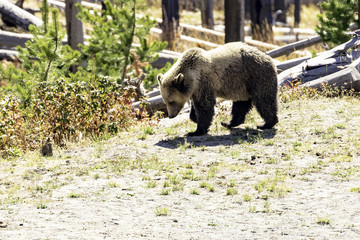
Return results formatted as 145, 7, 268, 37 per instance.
76, 0, 167, 83
315, 0, 360, 47
0, 0, 81, 107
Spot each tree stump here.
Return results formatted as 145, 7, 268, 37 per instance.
200, 0, 214, 29
224, 0, 245, 43
161, 0, 179, 50
250, 0, 273, 42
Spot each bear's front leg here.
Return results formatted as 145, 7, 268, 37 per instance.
187, 93, 215, 136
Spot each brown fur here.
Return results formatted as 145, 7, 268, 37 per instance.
157, 42, 278, 136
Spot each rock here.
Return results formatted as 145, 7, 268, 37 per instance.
0, 221, 7, 228
41, 138, 53, 156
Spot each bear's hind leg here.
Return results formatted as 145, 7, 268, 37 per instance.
221, 100, 252, 129
253, 96, 278, 129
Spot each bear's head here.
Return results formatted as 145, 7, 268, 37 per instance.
157, 72, 193, 118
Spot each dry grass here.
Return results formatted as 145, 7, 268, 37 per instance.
287, 3, 321, 29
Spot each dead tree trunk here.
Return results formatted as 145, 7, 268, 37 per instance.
65, 0, 84, 72
0, 0, 42, 30
250, 0, 273, 42
224, 0, 245, 43
294, 0, 301, 27
15, 0, 25, 8
200, 0, 214, 29
274, 0, 287, 24
161, 0, 179, 50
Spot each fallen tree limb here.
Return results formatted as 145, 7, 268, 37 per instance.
266, 35, 321, 58
0, 0, 42, 30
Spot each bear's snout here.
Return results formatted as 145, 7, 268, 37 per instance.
168, 112, 179, 118
168, 111, 180, 119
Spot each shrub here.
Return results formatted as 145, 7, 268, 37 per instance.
0, 0, 164, 156
0, 95, 32, 157
32, 77, 138, 146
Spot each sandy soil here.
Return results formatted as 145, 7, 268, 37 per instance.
1, 98, 360, 240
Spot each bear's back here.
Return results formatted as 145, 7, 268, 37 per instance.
203, 42, 277, 101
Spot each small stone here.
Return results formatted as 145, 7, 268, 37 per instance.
41, 138, 53, 156
0, 221, 7, 228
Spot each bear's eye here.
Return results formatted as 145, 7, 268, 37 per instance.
168, 101, 176, 105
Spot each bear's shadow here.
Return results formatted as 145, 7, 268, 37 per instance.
155, 128, 277, 149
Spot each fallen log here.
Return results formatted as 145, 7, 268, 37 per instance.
38, 0, 102, 11
266, 35, 321, 58
150, 27, 220, 51
303, 58, 360, 91
278, 30, 360, 87
151, 50, 181, 69
0, 0, 42, 30
180, 22, 224, 44
0, 30, 32, 47
273, 26, 315, 35
276, 56, 311, 72
293, 51, 360, 83
151, 27, 309, 57
0, 49, 18, 61
300, 64, 346, 84
145, 90, 160, 98
132, 95, 166, 116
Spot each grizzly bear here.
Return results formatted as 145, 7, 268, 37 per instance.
157, 42, 278, 136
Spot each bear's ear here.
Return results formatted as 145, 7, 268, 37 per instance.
157, 73, 164, 85
173, 73, 186, 93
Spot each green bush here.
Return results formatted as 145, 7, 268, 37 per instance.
0, 0, 166, 156
32, 76, 138, 146
315, 0, 360, 47
0, 77, 142, 156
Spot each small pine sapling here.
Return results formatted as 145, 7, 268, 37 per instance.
0, 0, 81, 107
315, 0, 360, 47
77, 0, 167, 83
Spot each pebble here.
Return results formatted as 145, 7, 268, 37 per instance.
0, 221, 7, 228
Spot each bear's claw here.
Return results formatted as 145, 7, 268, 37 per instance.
221, 121, 233, 129
187, 130, 206, 136
257, 123, 276, 130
